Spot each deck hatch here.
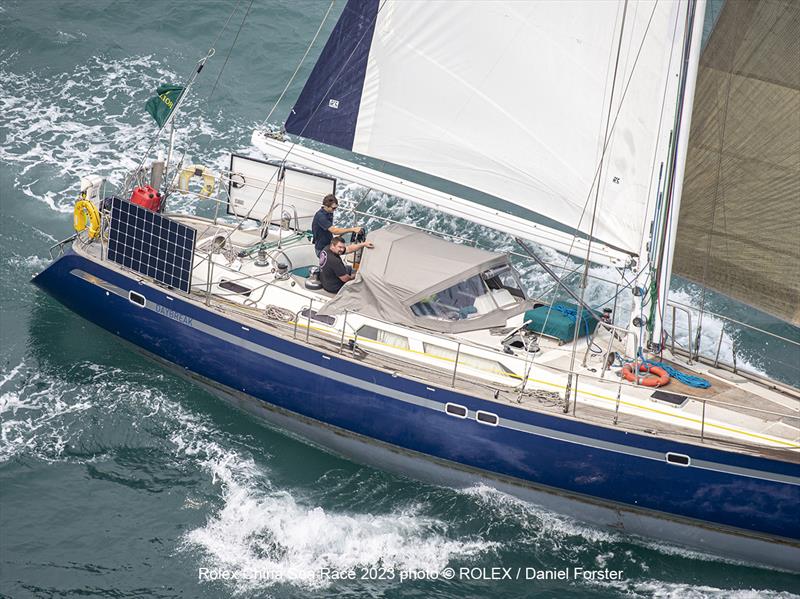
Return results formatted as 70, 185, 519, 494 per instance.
650, 390, 689, 407
300, 308, 336, 326
107, 197, 196, 293
219, 279, 253, 297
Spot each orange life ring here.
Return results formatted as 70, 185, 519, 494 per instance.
621, 363, 670, 387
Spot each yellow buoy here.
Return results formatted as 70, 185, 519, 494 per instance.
74, 199, 101, 240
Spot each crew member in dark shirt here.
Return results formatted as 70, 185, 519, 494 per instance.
320, 236, 373, 294
311, 194, 364, 256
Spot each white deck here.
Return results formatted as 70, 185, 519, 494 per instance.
79, 215, 800, 461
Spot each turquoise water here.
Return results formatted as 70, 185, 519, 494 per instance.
1, 2, 799, 597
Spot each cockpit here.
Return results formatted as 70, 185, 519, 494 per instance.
319, 224, 530, 333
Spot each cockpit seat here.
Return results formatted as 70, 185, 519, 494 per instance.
474, 289, 515, 314
276, 243, 319, 273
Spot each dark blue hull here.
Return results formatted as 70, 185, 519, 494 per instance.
32, 250, 800, 571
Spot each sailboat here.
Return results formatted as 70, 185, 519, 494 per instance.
32, 0, 799, 572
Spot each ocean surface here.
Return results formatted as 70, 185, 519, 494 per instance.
1, 1, 799, 598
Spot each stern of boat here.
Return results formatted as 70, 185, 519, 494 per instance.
31, 237, 81, 304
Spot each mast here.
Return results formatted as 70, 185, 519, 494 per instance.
271, 0, 700, 355
278, 1, 687, 267
648, 0, 706, 353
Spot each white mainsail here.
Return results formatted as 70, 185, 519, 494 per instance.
283, 0, 691, 260
252, 133, 634, 267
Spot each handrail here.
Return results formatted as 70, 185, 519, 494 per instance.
284, 294, 795, 423
186, 185, 630, 300
306, 298, 313, 342
584, 321, 639, 379
452, 343, 461, 387
665, 298, 799, 389
338, 310, 362, 353
340, 310, 348, 351
48, 234, 78, 260
95, 219, 798, 424
668, 299, 799, 348
205, 248, 214, 306
167, 179, 639, 316
88, 217, 798, 443
349, 207, 633, 294
668, 302, 694, 364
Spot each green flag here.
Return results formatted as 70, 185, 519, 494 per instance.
145, 84, 184, 128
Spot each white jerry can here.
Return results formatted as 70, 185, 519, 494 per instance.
79, 174, 105, 205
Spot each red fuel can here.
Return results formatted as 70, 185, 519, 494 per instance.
130, 185, 162, 212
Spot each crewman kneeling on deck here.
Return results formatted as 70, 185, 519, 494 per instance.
312, 194, 366, 257
319, 236, 372, 294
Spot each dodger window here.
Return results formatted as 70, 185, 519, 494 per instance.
412, 274, 487, 320
482, 265, 525, 302
475, 264, 527, 313
412, 267, 525, 321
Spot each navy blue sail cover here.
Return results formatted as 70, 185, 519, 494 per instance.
284, 0, 379, 150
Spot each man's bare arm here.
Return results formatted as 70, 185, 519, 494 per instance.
344, 241, 374, 254
328, 225, 362, 236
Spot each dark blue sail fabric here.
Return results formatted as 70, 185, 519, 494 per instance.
284, 0, 379, 150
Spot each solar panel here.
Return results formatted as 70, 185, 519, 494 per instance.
107, 197, 196, 293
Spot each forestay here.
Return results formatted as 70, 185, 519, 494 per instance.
285, 0, 690, 258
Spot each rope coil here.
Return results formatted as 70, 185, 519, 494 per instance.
616, 352, 711, 389
265, 305, 296, 322
641, 356, 711, 389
